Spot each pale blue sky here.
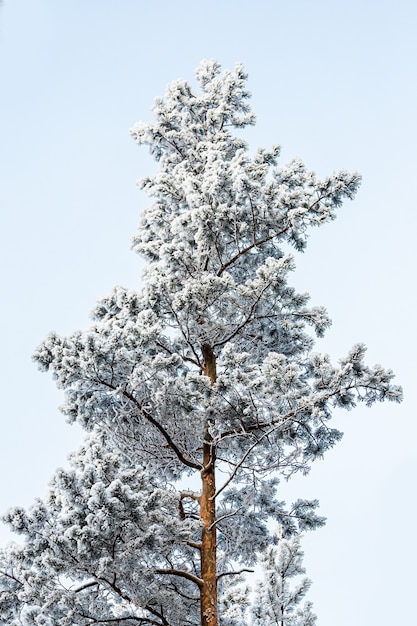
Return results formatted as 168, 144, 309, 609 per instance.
1, 1, 416, 624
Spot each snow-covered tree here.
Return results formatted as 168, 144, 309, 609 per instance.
251, 534, 317, 626
1, 430, 201, 625
1, 61, 402, 626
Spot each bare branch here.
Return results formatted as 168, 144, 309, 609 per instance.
154, 568, 203, 589
74, 580, 99, 593
217, 568, 254, 581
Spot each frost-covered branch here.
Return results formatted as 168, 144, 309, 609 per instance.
96, 377, 201, 471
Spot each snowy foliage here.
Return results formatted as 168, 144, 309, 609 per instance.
251, 535, 317, 626
1, 61, 402, 625
1, 431, 200, 625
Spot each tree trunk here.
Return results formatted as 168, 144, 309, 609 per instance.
200, 343, 218, 626
200, 440, 217, 626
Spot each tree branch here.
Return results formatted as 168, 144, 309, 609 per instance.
217, 568, 254, 581
217, 226, 290, 276
213, 280, 272, 348
212, 427, 277, 500
154, 568, 203, 589
95, 378, 201, 470
207, 504, 245, 531
74, 579, 99, 593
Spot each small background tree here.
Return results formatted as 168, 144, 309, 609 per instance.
251, 533, 317, 626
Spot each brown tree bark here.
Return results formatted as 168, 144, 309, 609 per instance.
200, 343, 218, 626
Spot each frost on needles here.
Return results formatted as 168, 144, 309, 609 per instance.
0, 60, 402, 626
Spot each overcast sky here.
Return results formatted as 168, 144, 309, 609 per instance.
1, 2, 416, 624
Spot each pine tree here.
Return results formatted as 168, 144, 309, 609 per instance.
1, 61, 401, 626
